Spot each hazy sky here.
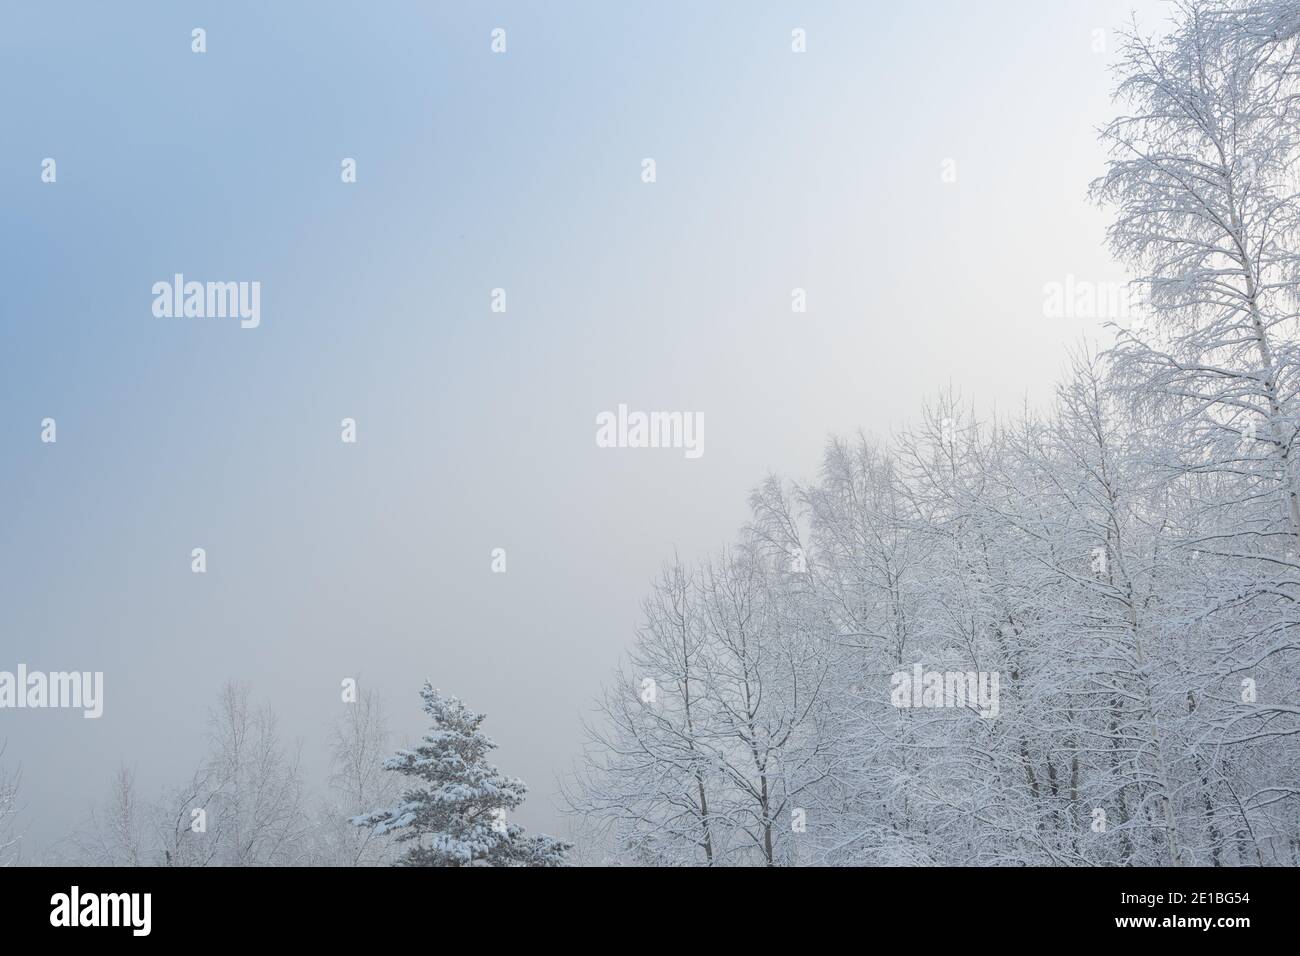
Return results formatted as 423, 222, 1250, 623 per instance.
1, 0, 1168, 856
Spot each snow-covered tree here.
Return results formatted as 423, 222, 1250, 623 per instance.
576, 345, 1300, 864
313, 688, 400, 866
1095, 0, 1300, 546
65, 682, 307, 867
70, 765, 150, 867
564, 558, 723, 865
353, 683, 569, 867
0, 742, 21, 866
567, 544, 830, 866
198, 682, 308, 866
1093, 0, 1300, 862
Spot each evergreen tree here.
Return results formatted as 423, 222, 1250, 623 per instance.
352, 683, 569, 867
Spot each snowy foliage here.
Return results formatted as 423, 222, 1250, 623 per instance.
352, 682, 569, 867
567, 2, 1300, 866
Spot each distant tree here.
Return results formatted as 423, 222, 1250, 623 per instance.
70, 765, 149, 867
66, 682, 306, 867
0, 742, 21, 866
200, 682, 308, 866
314, 688, 399, 866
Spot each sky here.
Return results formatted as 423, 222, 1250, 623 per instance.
0, 0, 1169, 858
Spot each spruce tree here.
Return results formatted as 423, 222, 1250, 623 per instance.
352, 682, 569, 867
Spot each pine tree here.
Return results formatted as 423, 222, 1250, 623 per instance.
352, 683, 569, 867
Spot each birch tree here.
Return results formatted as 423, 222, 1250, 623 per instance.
314, 688, 399, 866
565, 558, 723, 865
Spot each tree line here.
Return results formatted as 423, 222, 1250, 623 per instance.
565, 0, 1300, 866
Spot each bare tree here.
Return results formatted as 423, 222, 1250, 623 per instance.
202, 682, 307, 866
69, 765, 150, 866
314, 688, 398, 865
0, 743, 21, 866
66, 682, 308, 867
564, 557, 722, 865
1095, 0, 1300, 547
